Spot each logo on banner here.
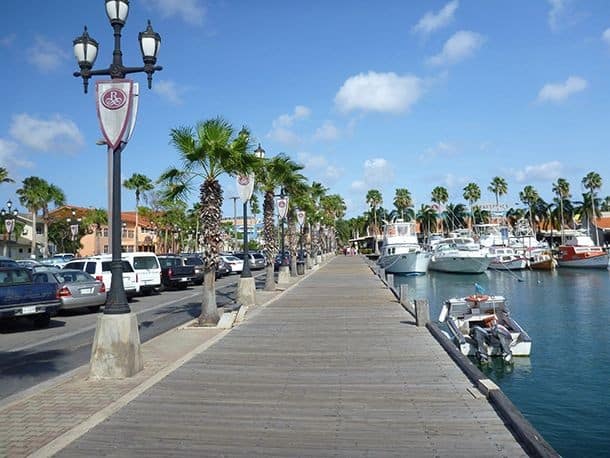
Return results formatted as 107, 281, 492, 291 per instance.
96, 79, 135, 150
101, 89, 127, 110
236, 174, 255, 203
4, 219, 15, 234
277, 197, 289, 219
297, 210, 306, 226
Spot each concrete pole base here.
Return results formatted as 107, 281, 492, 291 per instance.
316, 255, 322, 264
236, 276, 256, 307
278, 265, 291, 284
89, 313, 143, 379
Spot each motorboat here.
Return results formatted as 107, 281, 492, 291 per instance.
428, 236, 491, 274
556, 233, 609, 269
527, 248, 556, 270
439, 293, 532, 362
474, 224, 509, 248
377, 220, 430, 275
487, 246, 527, 271
508, 219, 548, 254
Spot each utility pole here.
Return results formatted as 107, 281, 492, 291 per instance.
230, 196, 239, 251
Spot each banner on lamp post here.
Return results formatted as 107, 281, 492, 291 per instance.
296, 210, 306, 227
70, 224, 79, 239
236, 174, 255, 203
277, 197, 289, 219
4, 219, 14, 235
96, 79, 136, 150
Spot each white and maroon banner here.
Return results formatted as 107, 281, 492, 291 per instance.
236, 174, 255, 203
125, 82, 139, 144
296, 210, 306, 226
96, 79, 135, 150
277, 197, 289, 219
4, 219, 14, 235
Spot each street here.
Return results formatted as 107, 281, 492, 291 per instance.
0, 271, 266, 401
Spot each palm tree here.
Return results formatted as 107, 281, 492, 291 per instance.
393, 188, 413, 220
445, 203, 467, 231
256, 154, 306, 291
488, 176, 508, 206
519, 185, 540, 234
159, 117, 255, 326
123, 173, 154, 252
582, 171, 603, 244
462, 182, 481, 230
321, 194, 346, 254
552, 178, 570, 244
366, 189, 383, 232
0, 167, 15, 185
431, 186, 448, 234
416, 204, 438, 238
40, 183, 66, 257
16, 177, 46, 258
281, 167, 307, 276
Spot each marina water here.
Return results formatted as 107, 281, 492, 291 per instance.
394, 268, 610, 457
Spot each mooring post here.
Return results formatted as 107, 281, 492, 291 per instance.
386, 273, 394, 287
400, 284, 409, 306
415, 299, 430, 327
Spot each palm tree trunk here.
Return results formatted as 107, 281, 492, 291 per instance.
134, 198, 139, 252
30, 210, 37, 257
288, 213, 298, 276
263, 191, 277, 291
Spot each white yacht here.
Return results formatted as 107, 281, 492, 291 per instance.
377, 220, 430, 275
474, 223, 509, 248
487, 246, 527, 271
428, 235, 491, 274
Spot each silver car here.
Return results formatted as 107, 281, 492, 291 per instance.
33, 269, 107, 313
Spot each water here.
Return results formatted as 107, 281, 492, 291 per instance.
394, 268, 610, 458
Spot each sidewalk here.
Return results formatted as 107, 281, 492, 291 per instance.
0, 263, 321, 458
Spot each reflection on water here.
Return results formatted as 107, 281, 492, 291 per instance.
394, 268, 610, 458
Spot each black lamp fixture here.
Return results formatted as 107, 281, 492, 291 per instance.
73, 0, 162, 93
1, 200, 19, 258
66, 209, 82, 241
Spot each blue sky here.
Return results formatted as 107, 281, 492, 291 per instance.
2, 0, 610, 219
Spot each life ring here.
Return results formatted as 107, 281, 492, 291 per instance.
483, 315, 497, 327
466, 294, 489, 303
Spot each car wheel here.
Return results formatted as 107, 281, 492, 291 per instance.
33, 313, 51, 328
88, 305, 101, 313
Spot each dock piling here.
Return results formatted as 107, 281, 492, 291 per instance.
415, 299, 430, 327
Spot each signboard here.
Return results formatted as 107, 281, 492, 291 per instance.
478, 203, 509, 212
277, 197, 289, 219
236, 174, 255, 203
4, 219, 14, 235
96, 79, 136, 150
70, 224, 79, 240
296, 210, 306, 226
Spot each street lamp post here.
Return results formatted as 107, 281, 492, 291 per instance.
72, 0, 162, 378
276, 188, 290, 284
1, 200, 19, 258
66, 209, 82, 242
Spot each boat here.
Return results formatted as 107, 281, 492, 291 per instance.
556, 232, 609, 269
527, 247, 556, 270
487, 246, 527, 271
474, 223, 509, 248
439, 292, 532, 362
428, 235, 491, 274
376, 220, 430, 275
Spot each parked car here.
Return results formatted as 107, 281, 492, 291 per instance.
233, 252, 265, 270
157, 255, 195, 290
33, 269, 106, 313
217, 257, 231, 277
220, 255, 243, 274
274, 252, 292, 271
0, 256, 19, 268
63, 256, 138, 299
121, 252, 162, 295
181, 255, 204, 285
0, 266, 61, 327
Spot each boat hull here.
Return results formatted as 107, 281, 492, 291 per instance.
489, 259, 527, 271
429, 256, 491, 274
529, 259, 556, 270
378, 252, 430, 275
557, 254, 609, 269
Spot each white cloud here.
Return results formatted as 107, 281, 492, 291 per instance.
267, 105, 311, 146
548, 0, 570, 31
537, 76, 587, 103
153, 80, 184, 105
9, 114, 85, 153
412, 1, 459, 36
335, 71, 423, 114
297, 152, 344, 185
0, 138, 34, 171
313, 121, 339, 141
602, 28, 610, 47
512, 161, 563, 182
0, 34, 16, 48
144, 0, 206, 25
427, 30, 485, 66
419, 141, 457, 161
350, 180, 367, 192
26, 37, 69, 72
363, 158, 394, 186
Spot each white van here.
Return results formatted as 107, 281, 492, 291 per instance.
63, 256, 138, 299
121, 252, 162, 295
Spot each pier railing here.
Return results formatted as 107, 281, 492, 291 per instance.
367, 259, 559, 458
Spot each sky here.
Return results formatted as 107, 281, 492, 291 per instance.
2, 0, 610, 219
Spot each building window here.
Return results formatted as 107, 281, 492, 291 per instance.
103, 228, 109, 237
103, 245, 109, 254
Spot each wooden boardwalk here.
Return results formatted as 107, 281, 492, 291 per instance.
58, 256, 527, 457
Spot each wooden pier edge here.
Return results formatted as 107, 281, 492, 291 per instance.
367, 260, 559, 458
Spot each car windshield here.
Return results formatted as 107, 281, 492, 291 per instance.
56, 270, 95, 283
101, 261, 134, 272
253, 254, 264, 259
159, 257, 181, 268
183, 257, 203, 266
224, 256, 240, 262
131, 256, 159, 269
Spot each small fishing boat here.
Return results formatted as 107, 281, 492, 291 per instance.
527, 248, 556, 270
556, 233, 609, 269
487, 246, 527, 271
439, 292, 532, 362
